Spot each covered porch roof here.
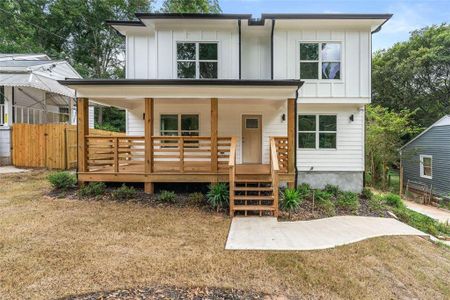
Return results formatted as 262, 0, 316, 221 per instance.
58, 79, 303, 101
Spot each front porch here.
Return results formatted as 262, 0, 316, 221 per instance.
68, 79, 301, 216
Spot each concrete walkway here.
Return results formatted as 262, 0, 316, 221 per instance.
226, 216, 428, 251
404, 200, 449, 223
0, 166, 30, 174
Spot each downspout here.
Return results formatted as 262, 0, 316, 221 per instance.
11, 87, 15, 123
238, 19, 242, 79
270, 19, 275, 79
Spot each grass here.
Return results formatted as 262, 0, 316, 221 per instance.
0, 171, 449, 299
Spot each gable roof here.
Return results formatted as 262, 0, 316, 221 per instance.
400, 115, 450, 151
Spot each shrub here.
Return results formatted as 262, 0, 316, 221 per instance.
368, 195, 385, 213
314, 189, 334, 203
47, 171, 77, 190
111, 184, 136, 200
188, 192, 204, 206
297, 183, 312, 198
324, 184, 340, 197
336, 191, 360, 213
313, 190, 336, 216
79, 182, 106, 198
362, 187, 374, 200
383, 193, 404, 209
281, 188, 302, 217
207, 183, 229, 212
158, 190, 176, 203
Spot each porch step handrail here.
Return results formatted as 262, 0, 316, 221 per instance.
270, 137, 280, 217
228, 137, 237, 216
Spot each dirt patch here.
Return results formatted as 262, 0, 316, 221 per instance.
61, 286, 269, 300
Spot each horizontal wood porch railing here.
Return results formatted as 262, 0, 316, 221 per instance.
272, 136, 289, 173
85, 135, 232, 174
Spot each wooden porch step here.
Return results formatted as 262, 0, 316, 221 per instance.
234, 186, 273, 191
234, 195, 274, 201
233, 205, 275, 211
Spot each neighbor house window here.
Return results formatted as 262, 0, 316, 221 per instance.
160, 114, 199, 136
300, 42, 341, 80
298, 115, 337, 149
177, 42, 218, 79
420, 155, 432, 179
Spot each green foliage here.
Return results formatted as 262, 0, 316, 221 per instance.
206, 183, 229, 211
111, 184, 136, 200
314, 190, 336, 216
94, 106, 126, 133
392, 206, 449, 237
362, 187, 374, 200
281, 188, 302, 215
47, 171, 77, 190
0, 0, 152, 77
297, 183, 312, 198
79, 182, 106, 198
161, 0, 221, 13
158, 190, 176, 203
383, 193, 405, 209
372, 24, 450, 129
324, 184, 340, 197
365, 105, 418, 189
188, 192, 204, 206
336, 192, 360, 213
368, 196, 386, 213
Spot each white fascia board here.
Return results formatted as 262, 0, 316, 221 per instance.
71, 85, 297, 100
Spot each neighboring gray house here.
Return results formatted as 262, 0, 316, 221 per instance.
400, 115, 450, 197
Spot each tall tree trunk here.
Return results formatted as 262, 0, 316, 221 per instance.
97, 106, 103, 126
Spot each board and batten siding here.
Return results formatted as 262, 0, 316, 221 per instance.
241, 33, 271, 80
273, 29, 371, 102
401, 125, 450, 196
0, 127, 11, 164
126, 29, 239, 79
297, 104, 365, 172
125, 99, 287, 164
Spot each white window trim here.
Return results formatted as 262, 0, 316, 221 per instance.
176, 41, 219, 79
298, 41, 343, 82
298, 114, 337, 150
419, 154, 432, 179
160, 113, 200, 136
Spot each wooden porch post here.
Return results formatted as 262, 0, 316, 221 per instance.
211, 98, 218, 174
144, 98, 154, 194
287, 98, 296, 188
77, 98, 88, 178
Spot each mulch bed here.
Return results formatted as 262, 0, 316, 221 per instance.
60, 286, 271, 300
278, 195, 392, 221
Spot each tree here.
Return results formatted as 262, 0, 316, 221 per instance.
161, 0, 221, 13
372, 24, 450, 129
365, 105, 419, 189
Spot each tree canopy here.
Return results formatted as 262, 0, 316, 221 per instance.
372, 24, 450, 128
161, 0, 221, 13
0, 0, 152, 78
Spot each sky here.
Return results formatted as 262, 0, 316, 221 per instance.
156, 0, 449, 51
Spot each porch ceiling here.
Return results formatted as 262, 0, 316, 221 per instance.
58, 79, 303, 101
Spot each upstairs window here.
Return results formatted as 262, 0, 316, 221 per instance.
298, 114, 337, 149
420, 155, 432, 179
177, 42, 218, 79
300, 42, 341, 80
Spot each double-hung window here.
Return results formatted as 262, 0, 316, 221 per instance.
420, 155, 432, 179
298, 115, 337, 149
177, 42, 218, 79
300, 42, 341, 80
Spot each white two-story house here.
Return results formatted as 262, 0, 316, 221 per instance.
60, 13, 391, 217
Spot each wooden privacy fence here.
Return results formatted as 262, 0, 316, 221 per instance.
12, 123, 121, 170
